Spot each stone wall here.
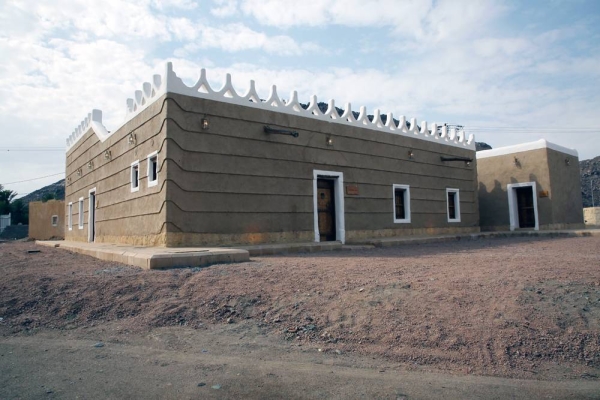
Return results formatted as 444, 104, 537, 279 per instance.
164, 93, 479, 246
584, 207, 600, 226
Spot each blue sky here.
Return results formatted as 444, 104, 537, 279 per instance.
1, 0, 599, 197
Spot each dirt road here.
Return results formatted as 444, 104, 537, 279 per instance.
2, 324, 600, 400
2, 236, 600, 398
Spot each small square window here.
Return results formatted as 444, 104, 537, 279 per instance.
51, 215, 58, 226
147, 152, 158, 187
393, 184, 411, 223
78, 197, 84, 229
131, 160, 140, 192
447, 188, 461, 222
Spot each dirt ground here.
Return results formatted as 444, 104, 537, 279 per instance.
1, 236, 600, 398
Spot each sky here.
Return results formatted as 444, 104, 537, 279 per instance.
1, 0, 599, 198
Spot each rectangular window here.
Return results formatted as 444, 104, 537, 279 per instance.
393, 184, 411, 223
78, 197, 84, 229
51, 215, 58, 226
131, 160, 140, 192
147, 151, 158, 187
68, 202, 73, 231
447, 188, 461, 222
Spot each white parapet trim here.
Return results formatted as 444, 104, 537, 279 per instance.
476, 139, 579, 159
66, 62, 476, 152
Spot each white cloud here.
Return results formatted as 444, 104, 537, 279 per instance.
238, 0, 502, 45
24, 0, 172, 41
210, 0, 239, 17
174, 23, 324, 56
152, 0, 198, 10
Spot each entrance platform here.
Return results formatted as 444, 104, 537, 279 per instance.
36, 240, 249, 270
37, 229, 600, 269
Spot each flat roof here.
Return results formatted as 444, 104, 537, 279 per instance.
476, 139, 578, 159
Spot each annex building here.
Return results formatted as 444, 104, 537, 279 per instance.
64, 63, 480, 247
477, 140, 584, 231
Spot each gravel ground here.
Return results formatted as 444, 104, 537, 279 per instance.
1, 236, 600, 380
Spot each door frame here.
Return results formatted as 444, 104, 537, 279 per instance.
313, 170, 345, 244
507, 182, 539, 231
88, 187, 97, 242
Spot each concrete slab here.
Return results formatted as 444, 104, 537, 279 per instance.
238, 241, 343, 256
36, 240, 249, 270
352, 229, 600, 248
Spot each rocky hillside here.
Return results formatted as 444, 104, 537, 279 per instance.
580, 156, 600, 208
20, 179, 65, 204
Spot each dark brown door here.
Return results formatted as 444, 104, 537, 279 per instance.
317, 179, 336, 241
515, 186, 535, 228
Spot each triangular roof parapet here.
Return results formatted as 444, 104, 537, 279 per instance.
66, 62, 476, 151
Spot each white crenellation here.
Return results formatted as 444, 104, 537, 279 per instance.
66, 109, 110, 149
66, 62, 476, 151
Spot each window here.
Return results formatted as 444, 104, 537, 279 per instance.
393, 184, 411, 223
68, 202, 73, 231
78, 197, 84, 229
147, 151, 158, 187
446, 188, 461, 222
51, 215, 58, 226
131, 160, 140, 192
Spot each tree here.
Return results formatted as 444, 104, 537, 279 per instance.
10, 199, 28, 225
0, 184, 17, 215
42, 192, 57, 202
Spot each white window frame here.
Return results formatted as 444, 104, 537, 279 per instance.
392, 184, 411, 223
88, 187, 96, 243
446, 188, 461, 223
51, 215, 58, 227
78, 197, 84, 229
147, 151, 158, 188
131, 160, 140, 192
68, 202, 73, 231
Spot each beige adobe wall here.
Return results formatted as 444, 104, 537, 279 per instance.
64, 94, 169, 246
477, 148, 552, 231
583, 207, 600, 226
28, 200, 65, 240
478, 146, 584, 231
546, 148, 584, 229
164, 93, 479, 246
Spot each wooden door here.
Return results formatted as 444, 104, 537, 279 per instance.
317, 179, 336, 241
515, 186, 535, 228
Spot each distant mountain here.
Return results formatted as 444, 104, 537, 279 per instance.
580, 156, 600, 208
475, 142, 492, 152
20, 179, 65, 204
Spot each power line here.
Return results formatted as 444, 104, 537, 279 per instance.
1, 149, 64, 152
1, 172, 65, 185
0, 147, 64, 151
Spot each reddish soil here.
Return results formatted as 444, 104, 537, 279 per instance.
1, 236, 600, 380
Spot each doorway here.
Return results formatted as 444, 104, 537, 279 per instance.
88, 188, 96, 242
313, 170, 345, 243
515, 186, 535, 228
507, 182, 539, 231
317, 179, 336, 241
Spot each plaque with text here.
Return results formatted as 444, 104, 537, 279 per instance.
346, 185, 359, 195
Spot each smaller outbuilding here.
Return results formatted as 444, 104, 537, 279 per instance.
477, 139, 584, 231
29, 200, 65, 240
